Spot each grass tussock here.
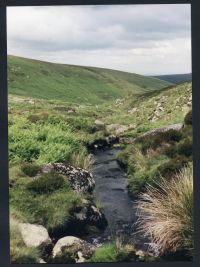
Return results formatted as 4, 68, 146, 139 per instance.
136, 166, 193, 256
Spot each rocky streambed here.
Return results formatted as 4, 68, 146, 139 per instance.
88, 147, 147, 249
16, 148, 149, 263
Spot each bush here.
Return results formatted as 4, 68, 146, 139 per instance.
9, 116, 85, 165
161, 129, 183, 143
165, 146, 177, 158
158, 155, 189, 179
136, 166, 193, 256
184, 110, 192, 126
21, 163, 41, 177
138, 130, 182, 154
27, 114, 40, 123
177, 139, 192, 158
89, 243, 127, 263
27, 172, 64, 194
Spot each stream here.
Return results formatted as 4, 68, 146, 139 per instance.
89, 147, 147, 249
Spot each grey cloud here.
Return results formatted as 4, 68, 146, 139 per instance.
7, 4, 191, 74
7, 5, 191, 52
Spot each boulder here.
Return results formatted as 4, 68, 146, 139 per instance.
128, 107, 138, 114
72, 199, 107, 230
106, 124, 129, 135
129, 123, 137, 130
95, 119, 105, 127
41, 163, 95, 193
19, 223, 53, 260
52, 236, 95, 263
19, 223, 51, 248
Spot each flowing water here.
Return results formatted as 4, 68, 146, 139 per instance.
90, 147, 146, 248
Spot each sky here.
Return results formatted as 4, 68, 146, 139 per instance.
7, 4, 191, 75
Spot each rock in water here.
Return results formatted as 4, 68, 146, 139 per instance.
41, 163, 95, 193
52, 236, 95, 263
72, 199, 107, 229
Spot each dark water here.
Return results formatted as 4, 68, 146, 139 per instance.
90, 148, 144, 247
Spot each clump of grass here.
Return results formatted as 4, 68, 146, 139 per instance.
21, 162, 41, 177
27, 171, 65, 194
89, 243, 125, 262
70, 152, 94, 170
136, 166, 193, 256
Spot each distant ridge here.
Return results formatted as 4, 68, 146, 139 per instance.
8, 55, 172, 104
152, 73, 192, 85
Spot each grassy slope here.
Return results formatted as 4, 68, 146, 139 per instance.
98, 82, 192, 137
153, 73, 192, 84
9, 69, 192, 262
8, 55, 172, 104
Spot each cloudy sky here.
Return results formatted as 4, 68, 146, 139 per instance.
7, 4, 191, 75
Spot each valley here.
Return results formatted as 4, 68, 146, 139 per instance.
8, 56, 193, 263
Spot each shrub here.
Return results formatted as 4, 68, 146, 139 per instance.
177, 139, 192, 158
27, 172, 64, 194
165, 146, 177, 158
184, 110, 192, 126
158, 155, 189, 179
136, 166, 193, 256
89, 241, 136, 263
161, 129, 183, 143
9, 116, 84, 165
89, 243, 119, 262
21, 163, 41, 177
27, 114, 40, 123
138, 130, 182, 154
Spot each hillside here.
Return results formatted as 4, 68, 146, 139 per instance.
8, 55, 172, 104
9, 79, 192, 263
153, 73, 192, 84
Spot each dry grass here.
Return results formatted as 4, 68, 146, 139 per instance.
136, 166, 193, 256
133, 147, 148, 172
70, 152, 94, 170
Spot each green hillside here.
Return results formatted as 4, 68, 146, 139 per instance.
8, 55, 172, 104
153, 73, 192, 84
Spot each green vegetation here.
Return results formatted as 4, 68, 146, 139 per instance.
9, 114, 87, 166
49, 245, 81, 263
21, 162, 41, 177
137, 166, 193, 257
184, 110, 192, 125
8, 55, 193, 262
10, 172, 81, 230
89, 242, 130, 262
117, 110, 192, 196
8, 55, 172, 104
27, 172, 65, 194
